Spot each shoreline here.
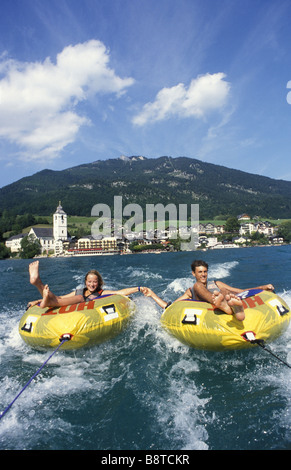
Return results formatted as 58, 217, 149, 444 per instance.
5, 242, 288, 260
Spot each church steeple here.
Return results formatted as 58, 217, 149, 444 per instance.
53, 202, 67, 241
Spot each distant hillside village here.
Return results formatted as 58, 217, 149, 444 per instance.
4, 203, 285, 258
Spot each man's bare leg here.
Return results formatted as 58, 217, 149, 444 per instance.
29, 261, 46, 296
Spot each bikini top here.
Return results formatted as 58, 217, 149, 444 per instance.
75, 286, 104, 301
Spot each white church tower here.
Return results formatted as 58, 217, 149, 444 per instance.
53, 202, 68, 254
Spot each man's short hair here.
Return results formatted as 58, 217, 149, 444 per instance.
191, 259, 208, 271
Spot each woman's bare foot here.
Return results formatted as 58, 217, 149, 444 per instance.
39, 284, 53, 308
29, 261, 46, 296
29, 261, 40, 285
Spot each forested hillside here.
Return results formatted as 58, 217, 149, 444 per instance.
1, 156, 291, 219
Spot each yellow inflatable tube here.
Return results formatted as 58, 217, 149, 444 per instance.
161, 289, 291, 351
19, 294, 135, 350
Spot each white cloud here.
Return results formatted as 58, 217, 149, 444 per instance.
0, 40, 134, 161
132, 73, 230, 126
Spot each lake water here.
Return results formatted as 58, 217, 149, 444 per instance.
0, 246, 291, 452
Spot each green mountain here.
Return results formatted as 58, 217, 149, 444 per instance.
1, 156, 291, 219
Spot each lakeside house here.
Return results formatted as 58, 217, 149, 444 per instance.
238, 213, 251, 221
199, 223, 224, 235
239, 221, 275, 236
5, 233, 27, 253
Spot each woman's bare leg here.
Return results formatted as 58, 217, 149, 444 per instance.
39, 285, 84, 308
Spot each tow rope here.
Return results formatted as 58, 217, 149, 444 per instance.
250, 339, 291, 369
0, 335, 70, 421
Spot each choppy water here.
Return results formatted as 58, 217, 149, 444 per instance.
0, 246, 291, 451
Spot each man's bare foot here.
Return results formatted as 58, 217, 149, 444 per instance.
212, 291, 232, 315
29, 261, 40, 285
226, 294, 245, 321
39, 284, 51, 308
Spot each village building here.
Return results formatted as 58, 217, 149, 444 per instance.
199, 223, 224, 235
66, 235, 122, 255
78, 235, 118, 253
232, 236, 248, 245
198, 236, 218, 248
270, 236, 284, 244
28, 227, 54, 253
239, 221, 275, 236
5, 233, 27, 253
238, 213, 251, 221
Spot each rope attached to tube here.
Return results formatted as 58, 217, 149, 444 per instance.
0, 336, 70, 421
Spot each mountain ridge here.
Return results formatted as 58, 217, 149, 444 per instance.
1, 156, 291, 219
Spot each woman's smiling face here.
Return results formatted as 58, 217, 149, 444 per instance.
85, 273, 99, 292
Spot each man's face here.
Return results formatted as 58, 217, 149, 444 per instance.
193, 266, 208, 285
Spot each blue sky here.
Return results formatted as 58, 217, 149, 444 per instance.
0, 0, 291, 188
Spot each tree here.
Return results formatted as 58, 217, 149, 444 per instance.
19, 234, 41, 259
277, 221, 291, 243
250, 231, 269, 245
225, 217, 241, 233
0, 243, 10, 259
